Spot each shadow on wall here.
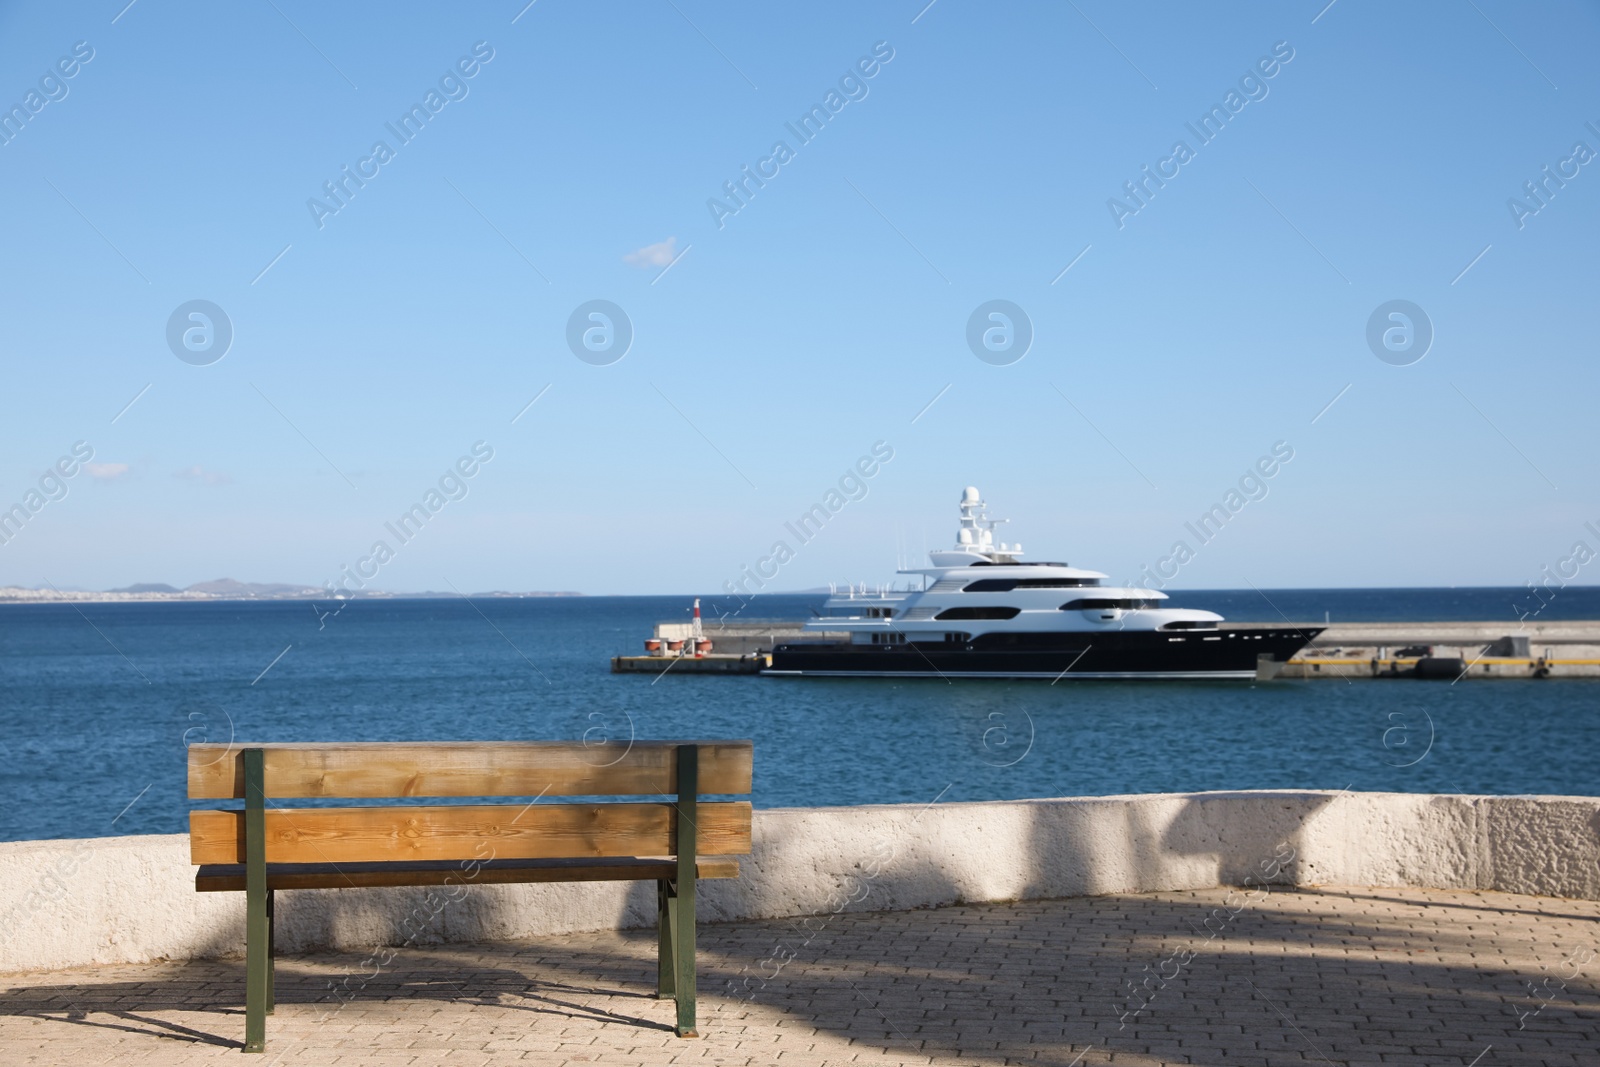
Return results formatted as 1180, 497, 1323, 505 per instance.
263, 878, 653, 960
1013, 792, 1317, 901
1143, 791, 1335, 889
697, 791, 1343, 935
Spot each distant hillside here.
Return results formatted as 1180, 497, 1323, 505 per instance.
183, 578, 323, 596
0, 580, 585, 604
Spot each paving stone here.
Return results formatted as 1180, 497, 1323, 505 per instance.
1, 886, 1597, 1065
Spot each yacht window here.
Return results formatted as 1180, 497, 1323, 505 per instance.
934, 606, 1022, 620
1060, 598, 1160, 611
963, 577, 1100, 592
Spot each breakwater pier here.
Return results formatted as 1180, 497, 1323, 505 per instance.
611, 618, 845, 674
1278, 618, 1600, 678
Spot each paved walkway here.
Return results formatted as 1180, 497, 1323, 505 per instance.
2, 886, 1597, 1065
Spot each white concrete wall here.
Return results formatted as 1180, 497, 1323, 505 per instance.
1, 790, 1596, 975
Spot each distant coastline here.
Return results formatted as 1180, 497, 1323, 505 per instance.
0, 579, 582, 604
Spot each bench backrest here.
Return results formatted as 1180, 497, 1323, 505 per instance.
186, 740, 753, 866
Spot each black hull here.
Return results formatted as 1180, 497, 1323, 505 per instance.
764, 627, 1322, 679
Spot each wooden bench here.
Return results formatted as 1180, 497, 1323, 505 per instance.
187, 740, 753, 1052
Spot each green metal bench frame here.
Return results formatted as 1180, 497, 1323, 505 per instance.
220, 743, 714, 1052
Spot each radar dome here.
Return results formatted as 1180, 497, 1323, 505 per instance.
962, 486, 980, 503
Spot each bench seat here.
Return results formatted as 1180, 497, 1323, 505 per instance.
195, 855, 742, 892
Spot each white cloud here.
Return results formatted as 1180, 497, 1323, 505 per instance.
623, 236, 678, 268
174, 465, 231, 486
84, 463, 130, 481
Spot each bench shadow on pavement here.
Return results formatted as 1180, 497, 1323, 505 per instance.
0, 948, 680, 1051
6, 889, 1595, 1066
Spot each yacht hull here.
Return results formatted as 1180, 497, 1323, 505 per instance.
764, 627, 1321, 680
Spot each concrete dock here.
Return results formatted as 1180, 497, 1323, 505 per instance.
611, 652, 769, 674
1277, 619, 1600, 679
612, 617, 842, 674
647, 618, 848, 657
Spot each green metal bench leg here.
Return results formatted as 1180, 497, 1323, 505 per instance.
674, 745, 699, 1038
674, 874, 697, 1036
657, 878, 676, 1000
243, 748, 269, 1053
266, 889, 276, 1015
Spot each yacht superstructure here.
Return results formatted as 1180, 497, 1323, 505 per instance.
764, 487, 1319, 679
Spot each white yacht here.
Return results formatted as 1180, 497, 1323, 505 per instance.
764, 487, 1319, 680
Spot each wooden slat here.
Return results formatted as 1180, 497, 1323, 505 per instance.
187, 740, 753, 799
188, 801, 753, 865
194, 856, 741, 892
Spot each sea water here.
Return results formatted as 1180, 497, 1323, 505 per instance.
2, 589, 1597, 842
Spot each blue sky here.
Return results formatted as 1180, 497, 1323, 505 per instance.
1, 0, 1597, 596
